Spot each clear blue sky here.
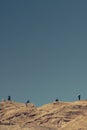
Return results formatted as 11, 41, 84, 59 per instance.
0, 0, 87, 106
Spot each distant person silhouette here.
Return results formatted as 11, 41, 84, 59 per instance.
25, 100, 30, 106
55, 98, 59, 102
8, 96, 11, 101
78, 95, 81, 101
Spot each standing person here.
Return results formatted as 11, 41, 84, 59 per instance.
25, 100, 30, 106
8, 96, 11, 101
78, 95, 81, 101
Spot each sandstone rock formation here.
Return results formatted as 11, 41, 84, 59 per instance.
0, 100, 87, 130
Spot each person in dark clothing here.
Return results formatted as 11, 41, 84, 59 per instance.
78, 95, 81, 101
8, 96, 11, 101
55, 98, 59, 102
25, 100, 30, 106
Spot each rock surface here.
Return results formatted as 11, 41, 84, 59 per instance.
0, 100, 87, 130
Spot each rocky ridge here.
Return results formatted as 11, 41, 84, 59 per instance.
0, 100, 87, 130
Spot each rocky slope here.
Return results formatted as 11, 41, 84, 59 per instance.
0, 100, 87, 130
